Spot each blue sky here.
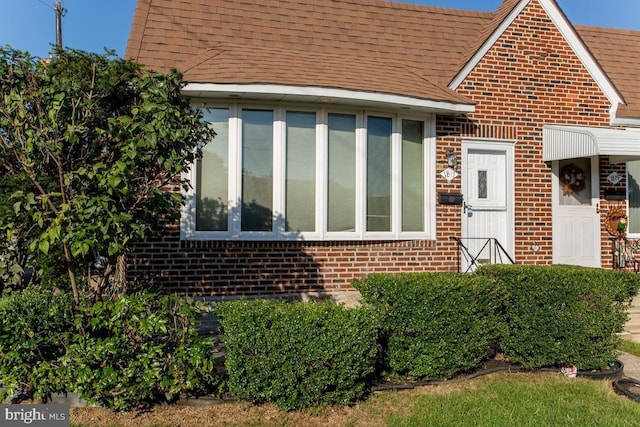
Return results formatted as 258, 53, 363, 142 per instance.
0, 0, 638, 58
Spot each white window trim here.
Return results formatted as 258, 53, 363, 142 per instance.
627, 160, 640, 239
181, 103, 436, 241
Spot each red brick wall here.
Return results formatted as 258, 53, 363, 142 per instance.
129, 226, 443, 297
447, 0, 613, 267
129, 0, 620, 297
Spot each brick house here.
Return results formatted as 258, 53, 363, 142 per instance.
125, 0, 640, 300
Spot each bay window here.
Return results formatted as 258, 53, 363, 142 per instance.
184, 104, 434, 240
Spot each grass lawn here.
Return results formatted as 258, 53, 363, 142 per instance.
69, 340, 640, 426
382, 373, 640, 427
70, 371, 640, 427
619, 338, 640, 357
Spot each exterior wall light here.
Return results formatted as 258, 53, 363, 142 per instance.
446, 149, 458, 169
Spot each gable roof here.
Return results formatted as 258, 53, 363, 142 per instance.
127, 0, 640, 120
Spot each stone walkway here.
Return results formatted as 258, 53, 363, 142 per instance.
620, 352, 640, 380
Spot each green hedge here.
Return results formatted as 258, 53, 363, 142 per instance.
476, 264, 640, 369
3, 265, 638, 411
0, 288, 221, 411
0, 287, 74, 402
215, 299, 379, 410
353, 272, 505, 380
61, 292, 221, 411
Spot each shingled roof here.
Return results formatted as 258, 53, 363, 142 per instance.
576, 25, 640, 120
126, 0, 640, 119
126, 0, 518, 107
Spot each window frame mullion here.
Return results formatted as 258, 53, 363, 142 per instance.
273, 106, 286, 237
185, 103, 435, 242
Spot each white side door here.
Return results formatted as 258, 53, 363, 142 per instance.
461, 141, 514, 272
552, 157, 601, 267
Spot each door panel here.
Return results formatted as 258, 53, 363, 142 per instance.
552, 157, 600, 267
554, 215, 598, 263
462, 144, 513, 271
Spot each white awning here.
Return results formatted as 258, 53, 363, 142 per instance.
543, 125, 640, 163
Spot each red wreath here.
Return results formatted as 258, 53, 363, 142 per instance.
560, 164, 586, 195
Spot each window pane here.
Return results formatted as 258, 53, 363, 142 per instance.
328, 114, 356, 232
402, 120, 424, 231
286, 111, 316, 232
242, 109, 273, 231
478, 170, 488, 199
629, 161, 640, 234
196, 108, 229, 231
367, 116, 392, 232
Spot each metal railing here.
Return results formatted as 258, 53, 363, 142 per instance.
612, 238, 640, 273
450, 237, 515, 273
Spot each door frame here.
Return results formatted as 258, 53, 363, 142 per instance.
551, 157, 601, 267
461, 139, 516, 260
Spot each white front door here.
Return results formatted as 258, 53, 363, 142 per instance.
461, 141, 514, 272
552, 157, 601, 267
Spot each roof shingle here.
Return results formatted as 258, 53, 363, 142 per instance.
127, 0, 498, 105
576, 25, 640, 119
127, 0, 640, 119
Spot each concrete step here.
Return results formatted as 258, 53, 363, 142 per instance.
619, 331, 633, 342
623, 296, 640, 336
621, 322, 640, 334
624, 322, 640, 333
624, 332, 640, 340
622, 333, 640, 344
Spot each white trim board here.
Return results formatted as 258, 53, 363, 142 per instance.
183, 83, 475, 115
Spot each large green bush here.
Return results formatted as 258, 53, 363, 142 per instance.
476, 264, 640, 369
215, 299, 379, 410
61, 291, 221, 411
353, 272, 505, 380
0, 47, 216, 302
0, 287, 74, 402
0, 288, 221, 411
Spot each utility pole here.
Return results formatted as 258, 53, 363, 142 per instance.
55, 1, 63, 50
